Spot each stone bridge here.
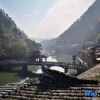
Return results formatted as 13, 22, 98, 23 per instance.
0, 59, 90, 70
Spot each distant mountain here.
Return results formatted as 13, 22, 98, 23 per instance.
56, 0, 100, 46
34, 37, 47, 43
43, 0, 100, 54
41, 38, 56, 51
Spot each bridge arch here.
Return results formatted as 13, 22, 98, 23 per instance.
50, 66, 65, 73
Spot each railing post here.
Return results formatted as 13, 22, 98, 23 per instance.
72, 55, 76, 68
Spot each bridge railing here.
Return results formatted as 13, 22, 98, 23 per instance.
0, 59, 91, 69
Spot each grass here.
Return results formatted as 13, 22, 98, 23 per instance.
0, 72, 21, 85
0, 65, 39, 85
28, 65, 39, 72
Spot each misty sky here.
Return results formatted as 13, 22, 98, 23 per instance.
0, 0, 95, 40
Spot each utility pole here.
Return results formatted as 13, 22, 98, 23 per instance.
72, 55, 76, 68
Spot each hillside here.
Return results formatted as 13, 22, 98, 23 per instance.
56, 0, 100, 46
41, 38, 56, 51
43, 0, 100, 55
0, 9, 41, 60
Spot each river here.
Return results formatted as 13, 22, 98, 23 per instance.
36, 56, 58, 74
18, 56, 58, 84
36, 56, 64, 74
19, 56, 76, 84
36, 56, 77, 74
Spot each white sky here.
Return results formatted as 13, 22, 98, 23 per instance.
35, 0, 95, 39
0, 0, 95, 40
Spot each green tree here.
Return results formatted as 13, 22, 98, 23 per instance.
7, 43, 29, 59
0, 8, 42, 61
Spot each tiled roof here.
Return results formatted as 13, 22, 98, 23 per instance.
0, 77, 100, 100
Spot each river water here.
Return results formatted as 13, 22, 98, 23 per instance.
36, 56, 77, 74
19, 56, 76, 84
36, 56, 58, 74
36, 56, 64, 74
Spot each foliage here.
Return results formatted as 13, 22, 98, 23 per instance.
0, 9, 42, 85
7, 42, 29, 58
0, 9, 41, 59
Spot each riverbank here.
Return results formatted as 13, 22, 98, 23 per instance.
0, 56, 56, 85
0, 65, 39, 86
0, 56, 73, 85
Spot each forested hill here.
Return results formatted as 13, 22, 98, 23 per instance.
56, 0, 100, 46
0, 9, 41, 59
42, 0, 100, 53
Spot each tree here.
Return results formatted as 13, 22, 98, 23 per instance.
0, 9, 42, 60
7, 42, 29, 59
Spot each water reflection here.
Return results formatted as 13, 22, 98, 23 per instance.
36, 56, 57, 74
36, 56, 77, 75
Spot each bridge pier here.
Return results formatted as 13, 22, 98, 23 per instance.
65, 68, 68, 73
22, 65, 28, 72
